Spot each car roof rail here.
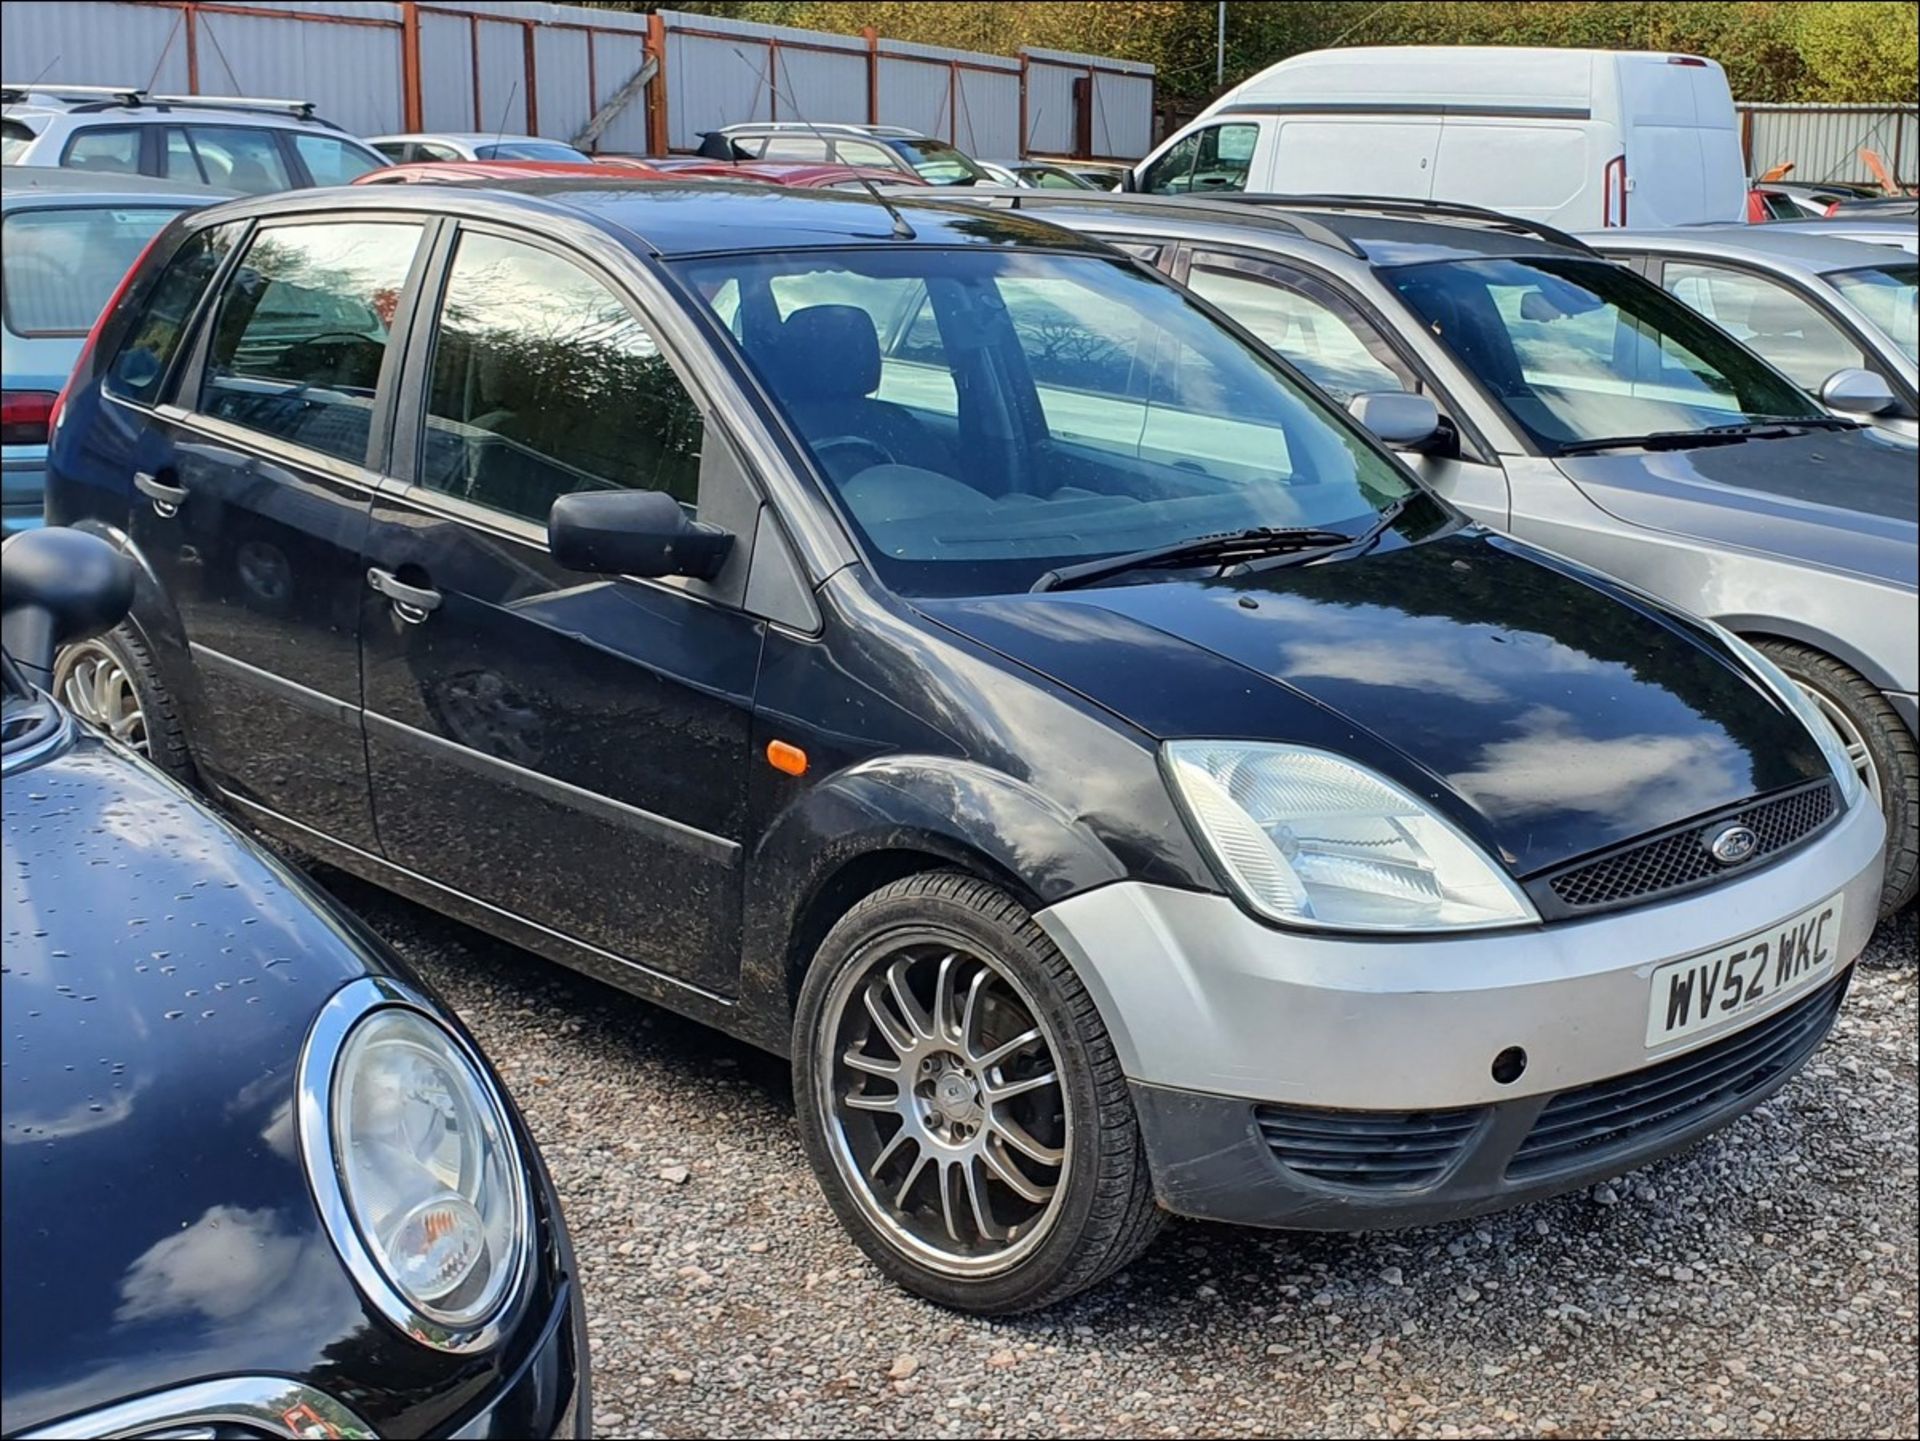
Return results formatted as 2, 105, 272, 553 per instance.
2, 81, 146, 107
1215, 193, 1597, 255
924, 187, 1367, 259
148, 93, 321, 122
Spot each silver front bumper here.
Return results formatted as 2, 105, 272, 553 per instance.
1036, 790, 1884, 1111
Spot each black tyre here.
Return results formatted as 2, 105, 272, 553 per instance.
792, 870, 1163, 1313
1755, 638, 1918, 916
51, 624, 195, 785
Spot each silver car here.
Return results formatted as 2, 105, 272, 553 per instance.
365, 131, 593, 164
933, 189, 1919, 915
1586, 224, 1918, 442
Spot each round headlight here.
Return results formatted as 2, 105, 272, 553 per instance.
301, 981, 530, 1350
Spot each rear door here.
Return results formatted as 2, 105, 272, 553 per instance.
359, 222, 762, 996
129, 213, 430, 847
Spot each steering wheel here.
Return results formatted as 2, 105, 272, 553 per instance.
278, 331, 377, 380
810, 434, 896, 474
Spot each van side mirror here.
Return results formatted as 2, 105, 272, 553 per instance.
1348, 391, 1443, 451
1818, 367, 1897, 417
0, 527, 134, 690
547, 489, 734, 581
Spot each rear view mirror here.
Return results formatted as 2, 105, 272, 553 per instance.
1818, 367, 1897, 417
548, 489, 734, 581
0, 527, 134, 690
1348, 391, 1443, 451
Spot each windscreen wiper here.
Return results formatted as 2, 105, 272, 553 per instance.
1556, 418, 1857, 456
1031, 525, 1364, 593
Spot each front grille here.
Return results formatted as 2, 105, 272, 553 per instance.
1507, 972, 1847, 1180
1541, 781, 1837, 913
1254, 1102, 1487, 1189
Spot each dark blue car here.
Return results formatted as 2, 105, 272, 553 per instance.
44, 179, 1885, 1315
1, 529, 587, 1436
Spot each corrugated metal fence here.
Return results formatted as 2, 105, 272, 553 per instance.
1738, 103, 1918, 187
0, 0, 1155, 160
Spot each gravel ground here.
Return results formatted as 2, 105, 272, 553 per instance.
314, 866, 1917, 1440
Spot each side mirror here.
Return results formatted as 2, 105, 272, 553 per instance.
1348, 391, 1443, 450
1818, 367, 1897, 416
548, 489, 734, 582
0, 527, 134, 690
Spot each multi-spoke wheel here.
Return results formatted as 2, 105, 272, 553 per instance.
58, 639, 148, 753
50, 626, 196, 784
794, 871, 1162, 1313
1757, 637, 1918, 917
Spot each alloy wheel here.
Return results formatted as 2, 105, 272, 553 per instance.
57, 641, 148, 754
817, 935, 1071, 1277
1796, 679, 1883, 806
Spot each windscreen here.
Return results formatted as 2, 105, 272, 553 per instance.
2, 205, 184, 336
477, 140, 593, 163
893, 139, 990, 186
1830, 263, 1919, 363
1386, 255, 1819, 451
677, 247, 1415, 597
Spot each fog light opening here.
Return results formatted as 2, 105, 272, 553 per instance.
1491, 1046, 1527, 1085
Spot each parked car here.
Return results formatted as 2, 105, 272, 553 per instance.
1762, 216, 1920, 257
1, 83, 385, 192
3, 170, 229, 537
1746, 180, 1887, 222
698, 121, 992, 185
1131, 47, 1746, 228
941, 189, 1918, 915
1, 525, 588, 1438
640, 157, 929, 190
976, 159, 1099, 190
1585, 224, 1919, 439
46, 179, 1885, 1313
369, 131, 594, 164
357, 159, 671, 186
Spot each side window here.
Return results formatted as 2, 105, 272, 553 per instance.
760, 135, 831, 162
833, 140, 895, 169
416, 141, 462, 162
106, 222, 243, 404
198, 220, 421, 462
419, 231, 705, 523
293, 134, 381, 186
1662, 261, 1866, 391
162, 128, 205, 183
1187, 256, 1413, 405
1139, 124, 1256, 195
373, 140, 407, 161
183, 127, 292, 194
63, 127, 142, 175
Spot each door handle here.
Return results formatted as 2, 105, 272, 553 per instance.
133, 471, 188, 518
367, 567, 442, 624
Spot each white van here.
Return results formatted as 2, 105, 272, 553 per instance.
1131, 47, 1747, 229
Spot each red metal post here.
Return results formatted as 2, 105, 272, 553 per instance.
864, 26, 878, 127
767, 40, 778, 122
184, 2, 200, 92
400, 1, 423, 131
522, 19, 539, 133
1018, 53, 1028, 157
469, 14, 482, 128
586, 29, 597, 132
947, 64, 957, 144
645, 10, 668, 156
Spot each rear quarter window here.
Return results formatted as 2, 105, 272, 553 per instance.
106, 222, 245, 404
2, 117, 39, 163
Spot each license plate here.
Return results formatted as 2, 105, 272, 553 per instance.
1645, 894, 1844, 1047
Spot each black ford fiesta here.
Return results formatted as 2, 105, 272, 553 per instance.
44, 181, 1885, 1315
1, 530, 586, 1436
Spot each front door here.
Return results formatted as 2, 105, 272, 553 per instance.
359, 224, 762, 995
130, 215, 428, 848
1180, 249, 1512, 525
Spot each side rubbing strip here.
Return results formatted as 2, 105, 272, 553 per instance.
364, 712, 741, 867
190, 643, 358, 728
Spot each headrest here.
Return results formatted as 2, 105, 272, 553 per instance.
772, 304, 882, 401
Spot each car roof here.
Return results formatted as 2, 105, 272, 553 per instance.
369, 131, 575, 147
645, 161, 927, 188
196, 178, 1108, 258
355, 160, 663, 185
0, 168, 234, 204
915, 189, 1592, 265
1585, 222, 1912, 275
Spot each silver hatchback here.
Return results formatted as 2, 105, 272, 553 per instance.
931, 190, 1919, 915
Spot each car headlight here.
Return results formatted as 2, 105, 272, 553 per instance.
1163, 741, 1538, 932
1706, 623, 1863, 808
301, 980, 530, 1351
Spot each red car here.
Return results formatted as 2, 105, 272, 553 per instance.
613, 158, 927, 190
355, 159, 672, 185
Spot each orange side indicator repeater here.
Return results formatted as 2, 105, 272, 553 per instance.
766, 739, 809, 776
